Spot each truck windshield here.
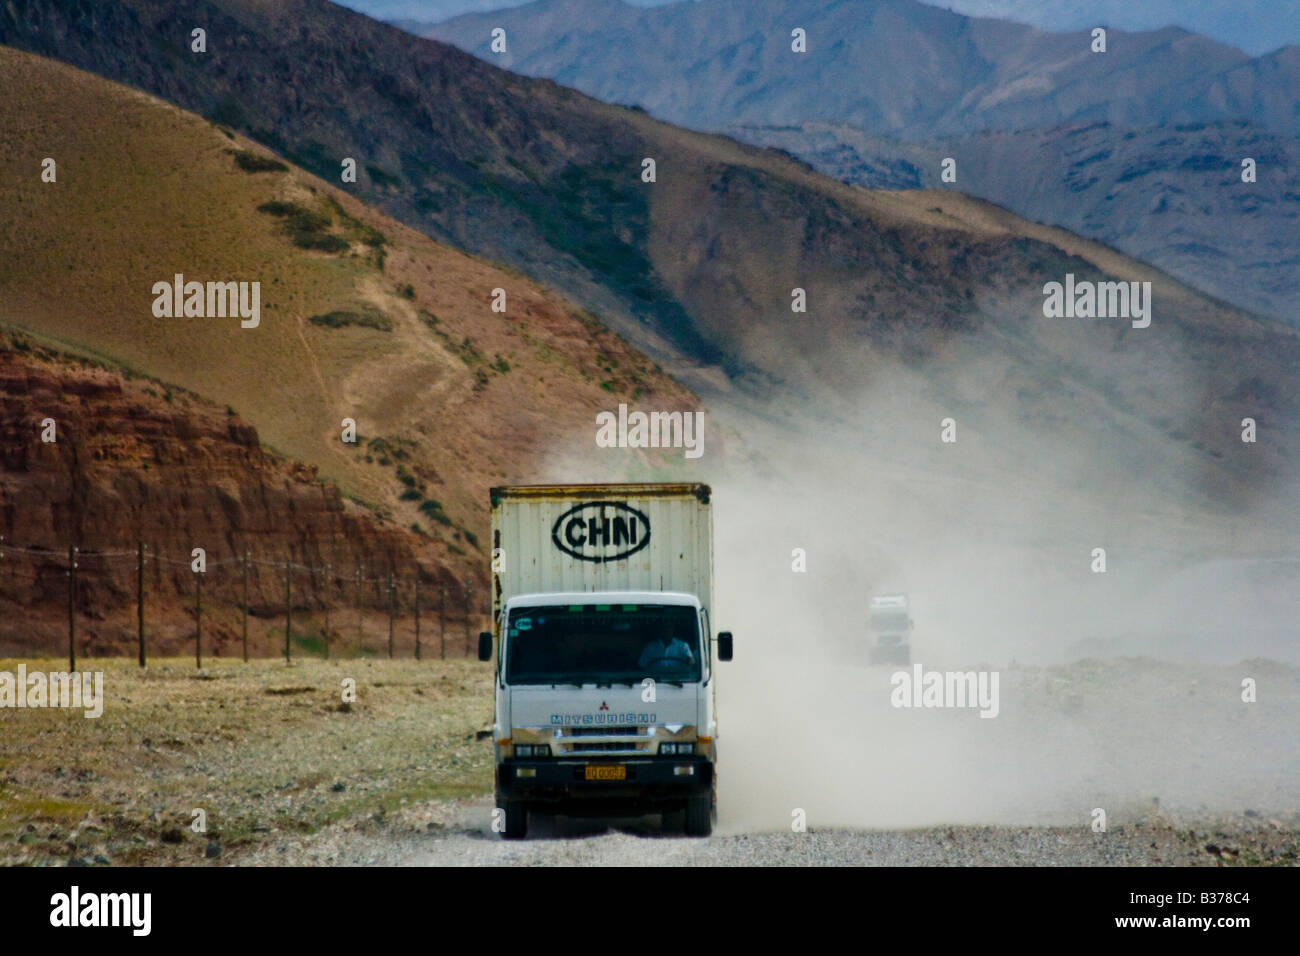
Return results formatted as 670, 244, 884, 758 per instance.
506, 603, 701, 684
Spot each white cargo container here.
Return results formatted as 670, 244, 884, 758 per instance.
479, 483, 732, 838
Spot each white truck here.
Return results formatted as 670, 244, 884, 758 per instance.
478, 483, 731, 839
868, 593, 912, 665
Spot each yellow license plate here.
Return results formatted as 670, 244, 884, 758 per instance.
585, 765, 626, 781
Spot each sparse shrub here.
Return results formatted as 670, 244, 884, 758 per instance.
230, 149, 288, 173
308, 306, 393, 332
256, 201, 348, 253
256, 200, 297, 217
294, 233, 350, 253
358, 226, 387, 248
419, 500, 452, 526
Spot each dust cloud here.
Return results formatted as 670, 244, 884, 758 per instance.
537, 356, 1300, 832
706, 369, 1300, 831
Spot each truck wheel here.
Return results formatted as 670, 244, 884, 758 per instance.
498, 794, 528, 840
684, 795, 713, 837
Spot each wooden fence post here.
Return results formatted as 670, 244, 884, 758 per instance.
138, 542, 146, 668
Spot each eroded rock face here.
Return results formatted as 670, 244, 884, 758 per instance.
0, 342, 477, 656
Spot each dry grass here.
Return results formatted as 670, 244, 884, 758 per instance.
0, 657, 495, 865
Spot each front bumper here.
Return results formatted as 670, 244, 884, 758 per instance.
498, 756, 713, 811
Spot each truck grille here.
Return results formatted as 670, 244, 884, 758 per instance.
568, 741, 648, 753
551, 725, 652, 755
562, 725, 642, 737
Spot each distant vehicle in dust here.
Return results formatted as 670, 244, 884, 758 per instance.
868, 594, 912, 665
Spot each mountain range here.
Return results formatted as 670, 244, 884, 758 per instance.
423, 0, 1300, 138
378, 0, 1300, 56
418, 0, 1300, 323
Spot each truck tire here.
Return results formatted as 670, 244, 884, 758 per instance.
498, 794, 528, 840
684, 795, 713, 837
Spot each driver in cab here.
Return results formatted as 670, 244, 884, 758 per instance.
638, 627, 695, 671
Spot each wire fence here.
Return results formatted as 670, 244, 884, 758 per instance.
0, 536, 487, 668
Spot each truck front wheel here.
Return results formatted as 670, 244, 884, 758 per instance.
684, 795, 713, 837
497, 794, 528, 840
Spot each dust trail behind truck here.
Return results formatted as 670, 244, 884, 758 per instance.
480, 483, 732, 838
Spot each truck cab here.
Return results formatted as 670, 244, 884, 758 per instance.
480, 484, 731, 839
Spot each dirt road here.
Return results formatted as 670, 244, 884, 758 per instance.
5, 657, 1297, 867
244, 798, 1298, 866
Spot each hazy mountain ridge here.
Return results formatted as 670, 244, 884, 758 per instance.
422, 0, 1300, 138
416, 0, 1300, 322
923, 0, 1300, 57
734, 119, 1300, 321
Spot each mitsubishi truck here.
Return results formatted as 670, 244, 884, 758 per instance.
478, 483, 732, 839
868, 593, 912, 665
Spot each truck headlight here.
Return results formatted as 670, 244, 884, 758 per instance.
515, 744, 549, 758
661, 742, 693, 755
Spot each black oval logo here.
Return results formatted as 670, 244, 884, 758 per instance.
551, 502, 651, 563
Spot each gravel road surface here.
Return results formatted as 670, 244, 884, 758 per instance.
244, 798, 1298, 866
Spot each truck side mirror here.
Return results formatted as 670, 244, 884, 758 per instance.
717, 631, 733, 661
477, 631, 493, 662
